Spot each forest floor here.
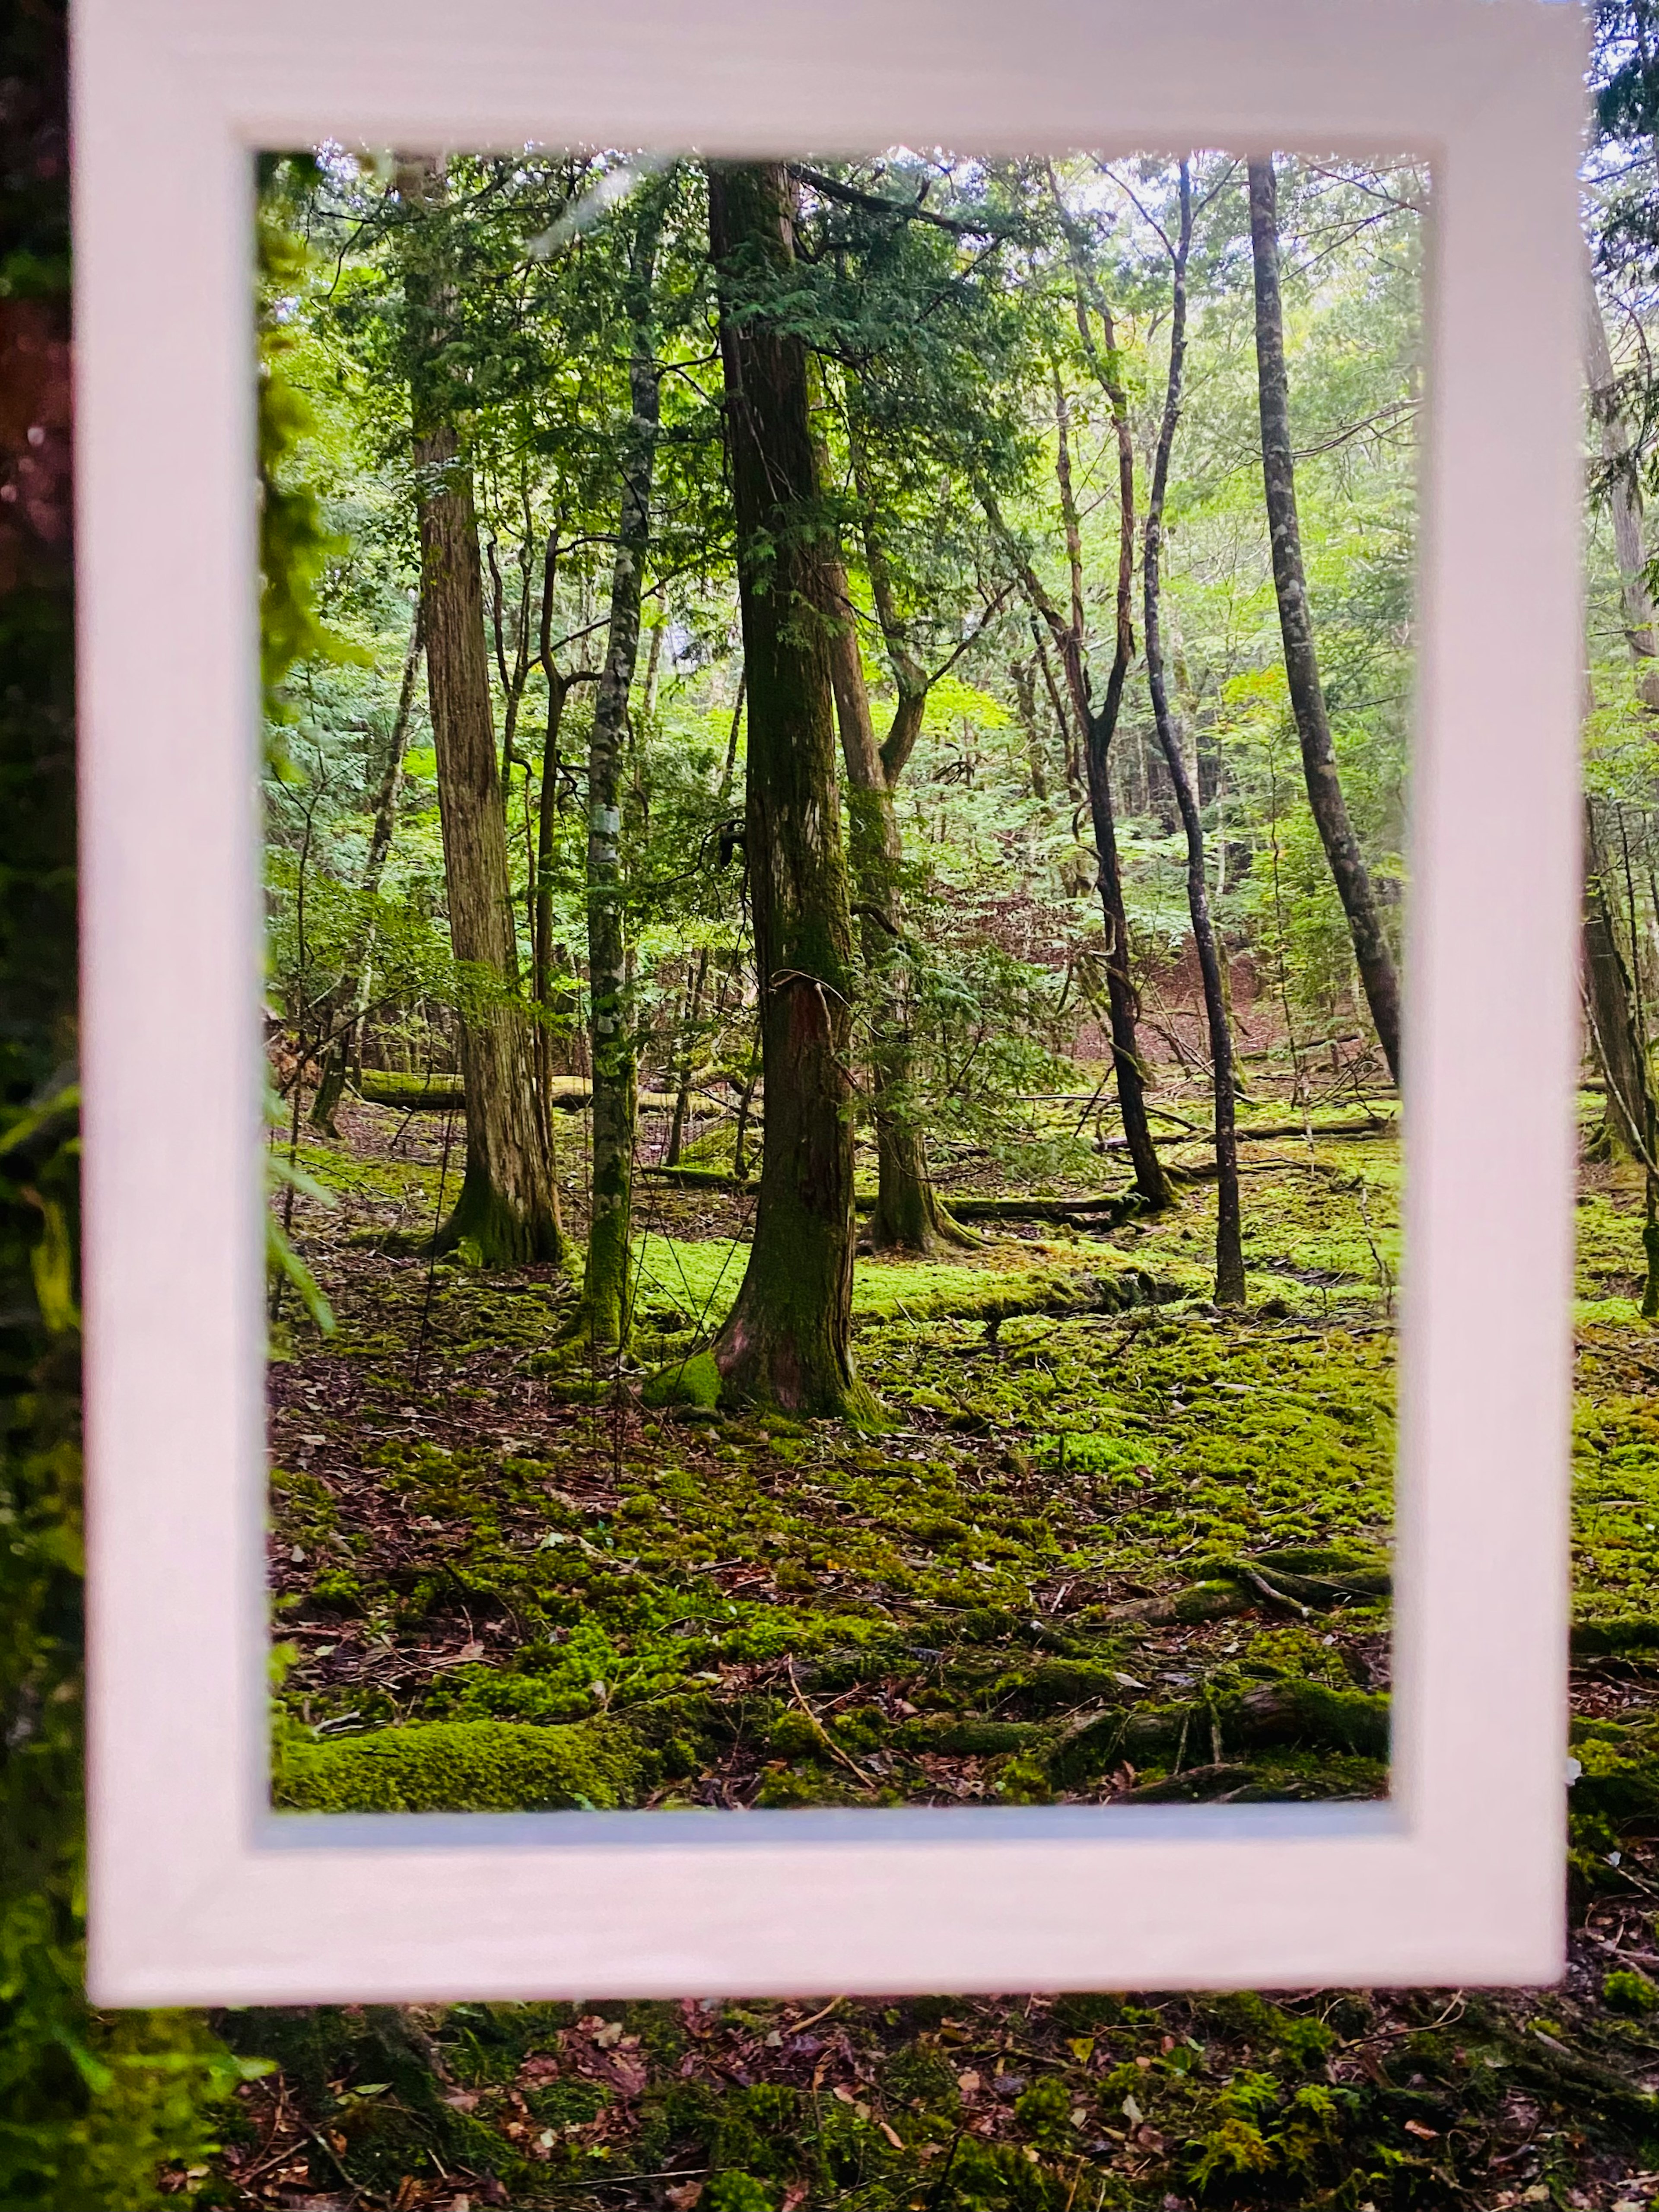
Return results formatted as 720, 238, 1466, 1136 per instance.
190, 1085, 1659, 2210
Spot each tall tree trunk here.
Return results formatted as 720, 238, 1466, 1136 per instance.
579, 197, 663, 1347
1247, 156, 1403, 1086
396, 153, 563, 1265
309, 607, 422, 1134
704, 161, 874, 1419
1144, 163, 1244, 1305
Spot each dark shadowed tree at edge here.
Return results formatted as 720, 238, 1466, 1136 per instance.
1143, 162, 1244, 1305
394, 155, 564, 1265
703, 160, 877, 1420
578, 188, 665, 1348
1248, 156, 1403, 1087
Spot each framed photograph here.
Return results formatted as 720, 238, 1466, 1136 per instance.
77, 0, 1586, 2005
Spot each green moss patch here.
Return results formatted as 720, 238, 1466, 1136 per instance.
275, 1716, 645, 1813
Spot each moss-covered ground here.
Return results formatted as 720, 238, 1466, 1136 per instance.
192, 1088, 1659, 2208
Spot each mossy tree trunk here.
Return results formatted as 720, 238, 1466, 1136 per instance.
579, 194, 663, 1346
1248, 156, 1403, 1087
1143, 164, 1244, 1305
395, 155, 563, 1266
705, 161, 876, 1418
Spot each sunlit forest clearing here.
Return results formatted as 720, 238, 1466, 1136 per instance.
232, 125, 1659, 2212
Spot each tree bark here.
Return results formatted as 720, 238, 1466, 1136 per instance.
704, 161, 875, 1418
579, 195, 663, 1346
1143, 164, 1244, 1305
396, 153, 563, 1266
1247, 156, 1403, 1087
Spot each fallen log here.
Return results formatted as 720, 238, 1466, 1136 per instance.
1105, 1114, 1396, 1154
353, 1072, 728, 1117
640, 1163, 1142, 1225
640, 1163, 757, 1193
944, 1191, 1143, 1225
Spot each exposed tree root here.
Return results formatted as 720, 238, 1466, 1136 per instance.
1102, 1547, 1391, 1628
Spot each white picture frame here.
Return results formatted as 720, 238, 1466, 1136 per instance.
76, 0, 1588, 2005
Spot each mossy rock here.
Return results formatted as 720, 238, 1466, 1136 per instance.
275, 1716, 647, 1813
642, 1350, 722, 1411
1571, 1615, 1659, 1657
1568, 1723, 1659, 1823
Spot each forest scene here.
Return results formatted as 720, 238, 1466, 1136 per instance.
216, 96, 1659, 2212
262, 143, 1413, 1831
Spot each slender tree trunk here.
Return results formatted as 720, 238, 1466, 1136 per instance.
1247, 156, 1403, 1086
825, 601, 971, 1252
820, 464, 974, 1255
667, 673, 745, 1164
1045, 202, 1176, 1210
705, 161, 874, 1418
1011, 656, 1050, 801
731, 1018, 761, 1183
1584, 803, 1659, 1314
310, 607, 422, 1133
396, 153, 563, 1265
579, 197, 662, 1347
980, 462, 1170, 1211
1064, 367, 1172, 1209
1582, 277, 1659, 1311
533, 529, 595, 1096
1144, 164, 1243, 1304
1585, 268, 1659, 702
664, 950, 709, 1166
